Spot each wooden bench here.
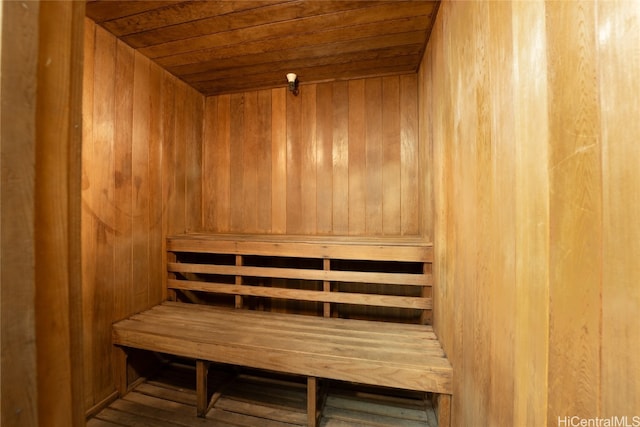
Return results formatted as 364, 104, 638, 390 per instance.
112, 234, 453, 426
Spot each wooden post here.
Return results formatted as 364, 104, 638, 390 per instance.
421, 261, 432, 325
235, 255, 243, 308
307, 376, 318, 427
166, 251, 177, 301
323, 259, 331, 317
196, 360, 210, 417
436, 394, 451, 427
113, 347, 128, 396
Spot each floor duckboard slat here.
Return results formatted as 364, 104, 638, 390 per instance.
86, 418, 125, 427
90, 362, 437, 426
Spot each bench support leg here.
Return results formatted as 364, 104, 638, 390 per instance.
113, 346, 128, 397
436, 394, 451, 427
196, 360, 210, 417
307, 376, 318, 427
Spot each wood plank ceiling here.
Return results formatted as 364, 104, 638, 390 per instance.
85, 0, 440, 96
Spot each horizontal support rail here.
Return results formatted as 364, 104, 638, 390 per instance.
168, 279, 432, 310
167, 235, 433, 262
168, 262, 431, 286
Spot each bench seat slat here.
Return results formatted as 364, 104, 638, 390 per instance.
168, 279, 432, 310
116, 317, 447, 364
119, 304, 451, 368
114, 234, 452, 425
143, 303, 443, 347
127, 310, 447, 357
168, 262, 431, 286
160, 300, 433, 334
113, 302, 452, 394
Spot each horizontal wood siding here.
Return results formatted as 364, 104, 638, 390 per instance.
82, 17, 204, 411
202, 76, 424, 237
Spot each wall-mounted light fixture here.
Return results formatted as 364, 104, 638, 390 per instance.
286, 73, 299, 96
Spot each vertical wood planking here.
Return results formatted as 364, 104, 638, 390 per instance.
113, 39, 134, 320
161, 72, 176, 301
286, 90, 303, 233
206, 94, 231, 232
546, 3, 602, 420
400, 74, 419, 235
512, 3, 550, 426
257, 89, 272, 233
202, 96, 217, 230
81, 17, 97, 409
471, 1, 492, 421
301, 84, 318, 234
229, 93, 245, 232
1, 2, 39, 421
186, 89, 203, 232
242, 91, 259, 231
201, 77, 421, 236
598, 0, 640, 416
348, 80, 366, 235
148, 61, 164, 306
332, 81, 350, 235
382, 77, 401, 236
365, 78, 383, 235
487, 2, 516, 425
132, 52, 151, 311
271, 88, 287, 233
316, 83, 333, 234
92, 24, 118, 403
172, 82, 188, 234
2, 2, 86, 424
82, 18, 205, 410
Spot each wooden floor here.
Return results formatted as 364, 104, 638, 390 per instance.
88, 361, 438, 427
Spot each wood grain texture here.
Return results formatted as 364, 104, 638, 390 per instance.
546, 2, 601, 421
597, 0, 640, 416
424, 1, 640, 425
202, 76, 423, 236
1, 2, 40, 425
85, 1, 439, 95
35, 2, 86, 424
113, 302, 452, 393
82, 18, 204, 411
486, 2, 516, 426
2, 2, 85, 425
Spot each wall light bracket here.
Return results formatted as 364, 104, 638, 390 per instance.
286, 73, 299, 96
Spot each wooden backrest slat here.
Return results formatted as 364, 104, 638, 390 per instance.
168, 262, 431, 286
168, 280, 432, 310
167, 234, 433, 262
166, 234, 433, 323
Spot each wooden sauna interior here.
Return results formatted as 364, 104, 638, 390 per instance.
1, 1, 639, 426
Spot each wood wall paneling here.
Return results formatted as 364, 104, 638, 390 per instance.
316, 83, 334, 235
546, 2, 601, 421
424, 1, 640, 426
486, 2, 516, 426
202, 76, 423, 236
331, 81, 350, 235
35, 1, 86, 424
511, 3, 551, 425
2, 1, 85, 424
1, 2, 40, 424
82, 18, 204, 409
597, 0, 640, 416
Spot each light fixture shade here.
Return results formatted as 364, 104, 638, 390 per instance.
286, 73, 297, 83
